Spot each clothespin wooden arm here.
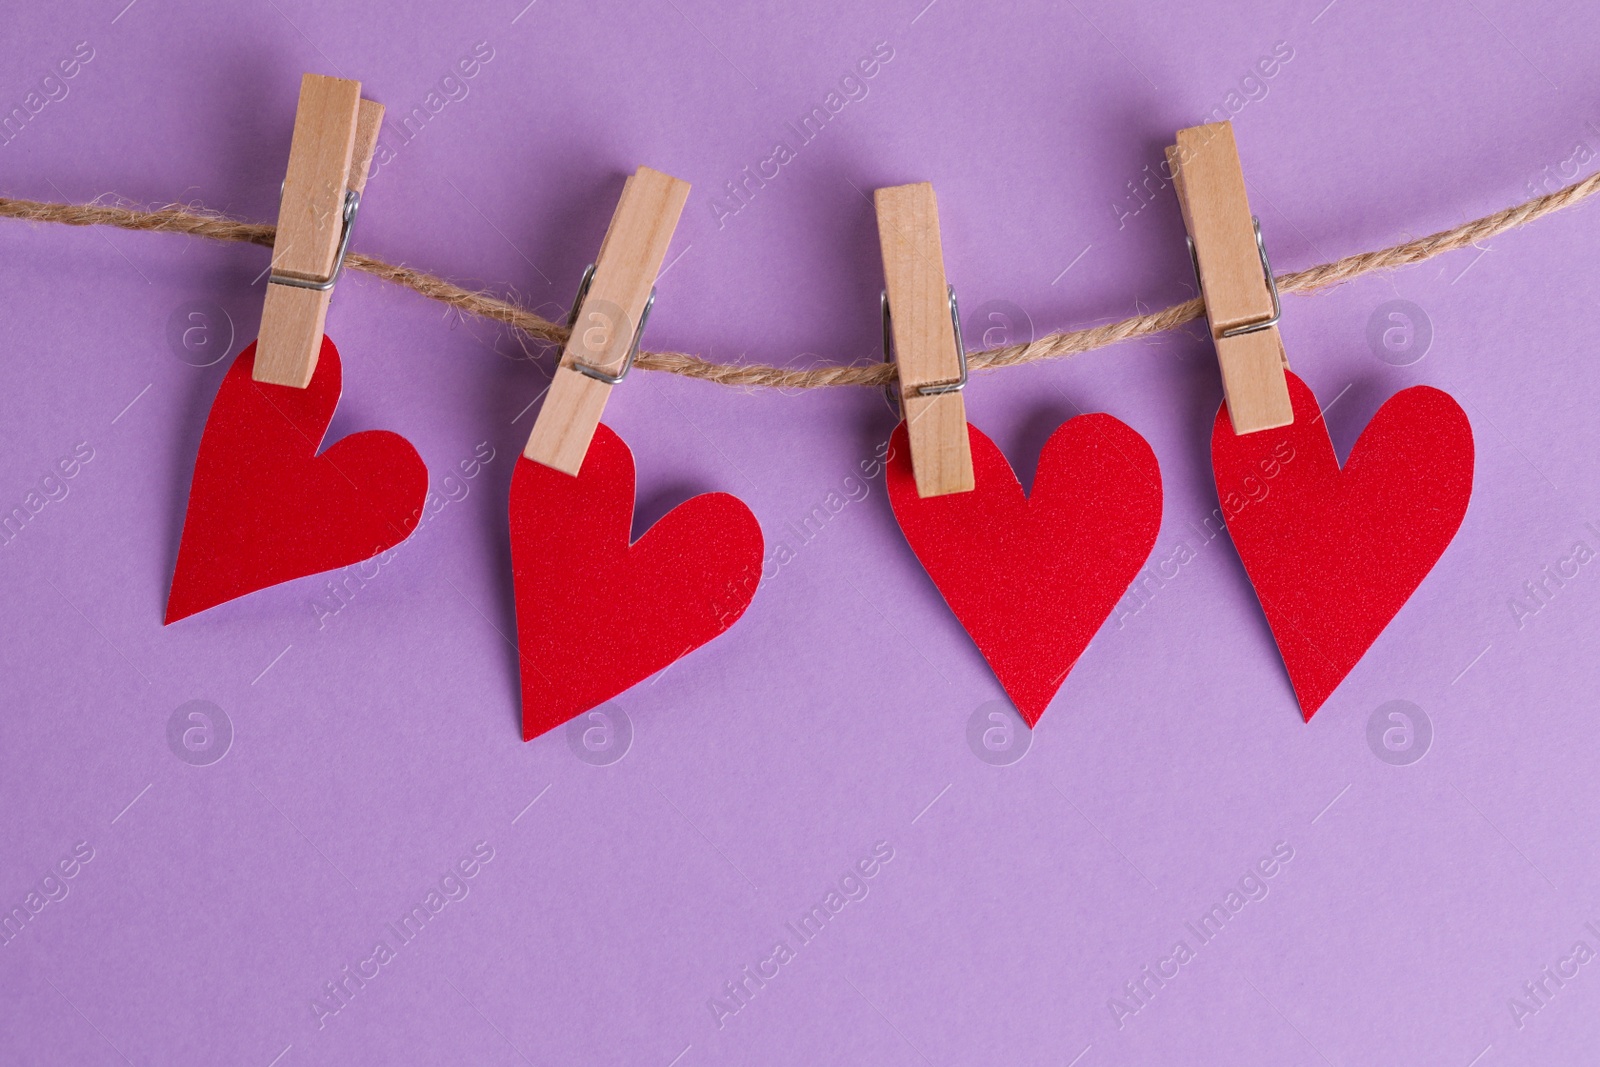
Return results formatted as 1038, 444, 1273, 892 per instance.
524, 166, 690, 475
254, 74, 384, 388
1167, 121, 1293, 434
876, 182, 973, 499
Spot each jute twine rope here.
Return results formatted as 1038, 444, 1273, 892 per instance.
3, 168, 1597, 389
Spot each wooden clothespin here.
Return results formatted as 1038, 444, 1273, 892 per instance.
1167, 121, 1293, 433
876, 182, 973, 498
524, 166, 690, 475
254, 74, 385, 388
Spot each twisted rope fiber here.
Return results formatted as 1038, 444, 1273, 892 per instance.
4, 167, 1598, 389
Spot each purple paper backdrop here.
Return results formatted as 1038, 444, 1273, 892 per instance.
2, 1, 1598, 1064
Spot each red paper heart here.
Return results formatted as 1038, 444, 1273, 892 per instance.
510, 424, 764, 741
1211, 371, 1473, 719
887, 417, 1163, 726
165, 337, 427, 623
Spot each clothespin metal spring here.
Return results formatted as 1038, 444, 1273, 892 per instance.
269, 189, 361, 293
880, 284, 967, 417
1184, 216, 1282, 339
563, 262, 655, 387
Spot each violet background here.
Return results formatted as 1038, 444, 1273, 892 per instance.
2, 1, 1598, 1064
